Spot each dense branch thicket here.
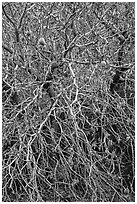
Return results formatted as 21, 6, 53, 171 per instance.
2, 2, 135, 202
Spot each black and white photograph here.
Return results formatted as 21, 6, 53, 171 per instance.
2, 1, 135, 202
